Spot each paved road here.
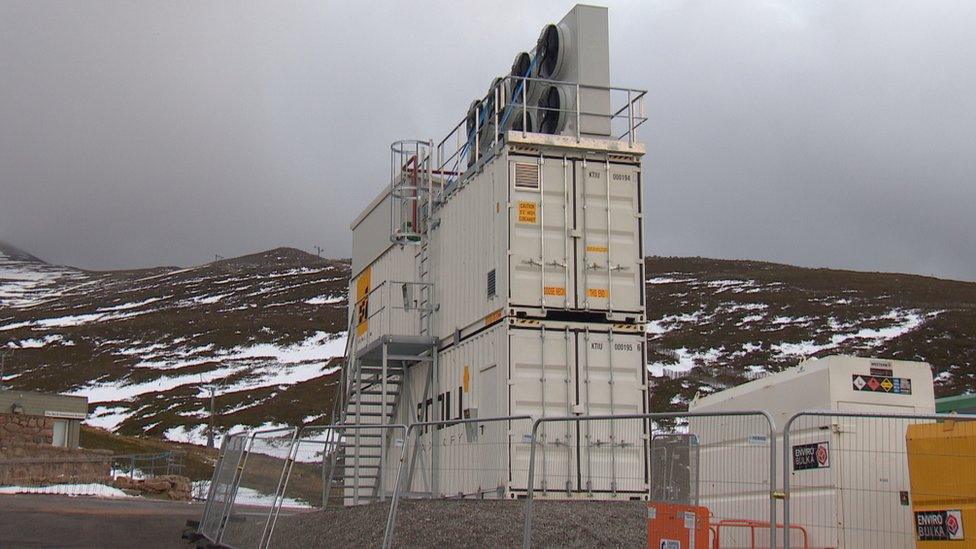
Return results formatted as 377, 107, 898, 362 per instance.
0, 494, 203, 548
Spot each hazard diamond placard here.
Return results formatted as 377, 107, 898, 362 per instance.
852, 374, 912, 395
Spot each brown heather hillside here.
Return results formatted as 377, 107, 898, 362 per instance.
2, 244, 975, 447
643, 257, 976, 410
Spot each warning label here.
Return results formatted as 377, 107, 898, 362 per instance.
792, 442, 830, 471
543, 286, 566, 296
587, 288, 608, 298
586, 245, 608, 253
517, 201, 537, 223
852, 374, 912, 394
659, 540, 680, 549
916, 510, 965, 541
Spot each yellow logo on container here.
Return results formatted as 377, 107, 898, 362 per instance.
355, 267, 371, 336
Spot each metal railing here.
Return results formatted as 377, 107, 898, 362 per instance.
434, 74, 647, 193
110, 450, 185, 479
354, 280, 434, 345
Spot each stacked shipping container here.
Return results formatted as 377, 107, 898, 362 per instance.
344, 5, 649, 500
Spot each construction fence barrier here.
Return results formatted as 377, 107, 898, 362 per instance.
782, 411, 976, 549
384, 415, 535, 548
520, 411, 779, 549
263, 423, 408, 549
196, 409, 976, 548
217, 427, 299, 549
199, 431, 251, 544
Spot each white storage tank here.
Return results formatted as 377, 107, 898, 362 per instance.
688, 355, 936, 548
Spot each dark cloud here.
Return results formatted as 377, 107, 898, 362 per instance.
2, 1, 974, 280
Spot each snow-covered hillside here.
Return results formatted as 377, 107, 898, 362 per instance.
3, 245, 975, 445
643, 257, 976, 410
0, 244, 348, 444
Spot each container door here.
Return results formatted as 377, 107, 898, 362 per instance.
577, 329, 647, 495
836, 402, 918, 548
509, 156, 575, 310
574, 159, 643, 316
509, 326, 576, 493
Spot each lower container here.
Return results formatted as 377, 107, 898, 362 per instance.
397, 318, 648, 500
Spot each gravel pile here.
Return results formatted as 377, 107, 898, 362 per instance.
267, 499, 646, 547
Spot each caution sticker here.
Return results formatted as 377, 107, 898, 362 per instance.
483, 308, 503, 326
916, 510, 965, 541
517, 201, 537, 224
543, 286, 566, 296
586, 245, 608, 253
587, 288, 608, 298
659, 541, 680, 549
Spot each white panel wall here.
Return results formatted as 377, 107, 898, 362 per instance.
351, 187, 393, 278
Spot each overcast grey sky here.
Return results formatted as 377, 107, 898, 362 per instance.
2, 1, 974, 280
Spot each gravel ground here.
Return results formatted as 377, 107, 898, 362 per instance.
266, 499, 646, 547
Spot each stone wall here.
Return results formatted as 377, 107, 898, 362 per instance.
114, 474, 192, 501
0, 413, 54, 445
0, 415, 113, 485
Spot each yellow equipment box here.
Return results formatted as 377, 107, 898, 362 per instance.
907, 420, 976, 545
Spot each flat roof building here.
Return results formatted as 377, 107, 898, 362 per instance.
0, 390, 88, 449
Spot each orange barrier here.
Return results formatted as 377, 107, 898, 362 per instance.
647, 502, 711, 549
711, 519, 809, 549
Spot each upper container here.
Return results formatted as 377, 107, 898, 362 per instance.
347, 4, 649, 344
429, 134, 645, 341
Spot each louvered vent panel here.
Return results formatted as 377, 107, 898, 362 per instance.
514, 162, 540, 190
487, 269, 496, 298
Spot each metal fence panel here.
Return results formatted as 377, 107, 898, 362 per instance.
218, 428, 298, 549
522, 411, 778, 549
265, 424, 408, 549
783, 412, 976, 549
199, 432, 249, 543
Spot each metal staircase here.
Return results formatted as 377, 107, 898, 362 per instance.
323, 346, 405, 506
322, 139, 440, 507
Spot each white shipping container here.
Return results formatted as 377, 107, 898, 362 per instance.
394, 318, 649, 500
688, 355, 936, 548
428, 133, 646, 342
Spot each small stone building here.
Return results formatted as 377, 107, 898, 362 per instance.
0, 391, 113, 486
0, 391, 87, 448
